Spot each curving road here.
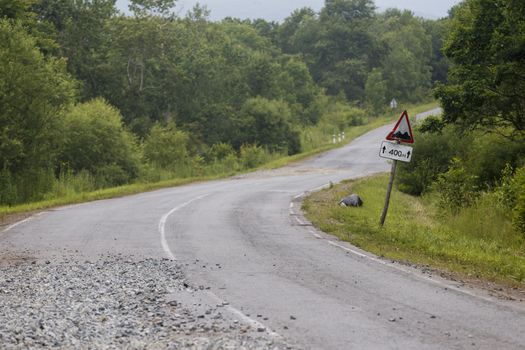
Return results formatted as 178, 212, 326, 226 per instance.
2, 108, 525, 349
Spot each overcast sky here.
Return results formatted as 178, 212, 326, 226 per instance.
116, 0, 461, 21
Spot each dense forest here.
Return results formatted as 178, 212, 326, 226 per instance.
0, 0, 448, 205
397, 0, 525, 235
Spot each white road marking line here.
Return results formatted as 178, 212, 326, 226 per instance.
327, 241, 374, 260
204, 291, 283, 339
263, 190, 296, 194
158, 195, 209, 260
325, 238, 505, 304
3, 217, 34, 233
309, 183, 332, 192
158, 195, 283, 339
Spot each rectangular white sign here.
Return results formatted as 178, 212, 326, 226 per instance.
379, 141, 413, 163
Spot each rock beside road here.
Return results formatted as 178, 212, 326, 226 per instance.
0, 257, 293, 349
339, 194, 363, 207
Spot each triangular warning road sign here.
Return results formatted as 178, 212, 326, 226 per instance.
386, 110, 414, 144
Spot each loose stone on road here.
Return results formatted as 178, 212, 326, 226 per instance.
0, 256, 294, 349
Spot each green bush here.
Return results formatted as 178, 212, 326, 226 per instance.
500, 165, 525, 235
240, 97, 301, 155
0, 168, 18, 205
514, 184, 525, 235
60, 99, 140, 187
434, 158, 478, 213
239, 144, 270, 169
143, 123, 190, 170
50, 169, 96, 199
464, 135, 525, 189
318, 102, 366, 133
95, 164, 132, 188
0, 20, 75, 204
206, 143, 236, 162
397, 126, 466, 195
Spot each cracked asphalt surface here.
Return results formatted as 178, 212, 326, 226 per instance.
2, 108, 525, 349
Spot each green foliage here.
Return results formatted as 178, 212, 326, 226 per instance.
436, 0, 525, 138
434, 158, 479, 213
463, 134, 525, 187
319, 101, 366, 132
0, 0, 36, 20
0, 19, 74, 204
239, 144, 271, 169
34, 0, 116, 99
143, 123, 190, 170
421, 18, 449, 84
398, 119, 525, 197
365, 67, 387, 113
1, 0, 448, 208
50, 169, 95, 199
128, 0, 177, 17
240, 97, 301, 155
418, 115, 445, 134
496, 165, 525, 235
377, 9, 433, 102
514, 169, 525, 235
60, 99, 140, 187
205, 143, 236, 162
397, 125, 464, 195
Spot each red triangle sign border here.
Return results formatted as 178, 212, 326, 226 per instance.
386, 110, 414, 144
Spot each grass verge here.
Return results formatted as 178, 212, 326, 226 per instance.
303, 175, 525, 287
0, 101, 438, 220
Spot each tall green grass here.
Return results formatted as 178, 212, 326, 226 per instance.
303, 175, 525, 286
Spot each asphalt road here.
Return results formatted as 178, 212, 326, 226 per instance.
2, 108, 525, 349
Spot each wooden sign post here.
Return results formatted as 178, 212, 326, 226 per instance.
379, 111, 414, 226
379, 143, 399, 226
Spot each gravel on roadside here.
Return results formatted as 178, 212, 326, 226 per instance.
0, 257, 294, 350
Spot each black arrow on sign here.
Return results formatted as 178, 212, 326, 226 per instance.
382, 146, 386, 154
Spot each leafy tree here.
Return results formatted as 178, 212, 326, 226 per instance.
377, 9, 433, 102
60, 98, 140, 185
33, 0, 117, 99
240, 97, 301, 155
314, 0, 382, 101
128, 0, 176, 17
434, 158, 479, 213
143, 122, 189, 169
422, 18, 450, 84
277, 7, 317, 53
0, 19, 74, 176
277, 57, 321, 124
250, 18, 279, 45
435, 0, 525, 138
396, 125, 470, 195
0, 0, 36, 20
365, 67, 387, 113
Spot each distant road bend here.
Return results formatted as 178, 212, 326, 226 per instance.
2, 108, 525, 349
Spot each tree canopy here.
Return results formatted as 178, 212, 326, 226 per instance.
0, 0, 450, 204
435, 0, 525, 138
